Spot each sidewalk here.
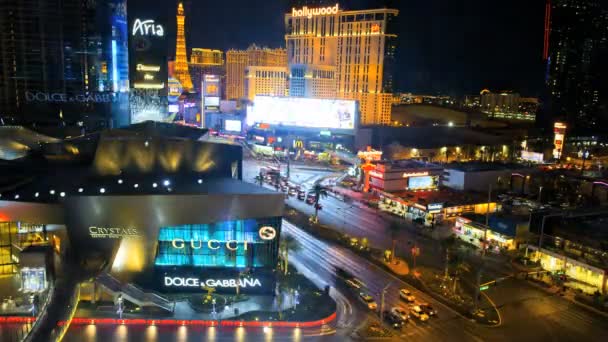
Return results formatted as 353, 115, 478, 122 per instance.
75, 294, 296, 320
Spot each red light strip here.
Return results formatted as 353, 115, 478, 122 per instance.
0, 312, 337, 329
61, 311, 336, 328
543, 0, 551, 60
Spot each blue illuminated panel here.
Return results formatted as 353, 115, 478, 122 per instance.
154, 217, 280, 268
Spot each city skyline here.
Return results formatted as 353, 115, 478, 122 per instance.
170, 0, 547, 96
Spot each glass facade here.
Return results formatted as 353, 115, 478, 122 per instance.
154, 217, 280, 268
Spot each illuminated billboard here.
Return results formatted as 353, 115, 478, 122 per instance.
225, 120, 242, 132
553, 122, 566, 159
202, 75, 221, 111
408, 176, 436, 190
154, 217, 280, 268
128, 0, 169, 123
247, 96, 357, 131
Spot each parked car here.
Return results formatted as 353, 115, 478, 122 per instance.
410, 305, 430, 322
358, 292, 377, 310
399, 289, 416, 303
297, 190, 306, 200
383, 310, 405, 329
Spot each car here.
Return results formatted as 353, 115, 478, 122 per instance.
399, 289, 416, 303
288, 188, 297, 196
297, 191, 306, 200
345, 277, 365, 290
390, 306, 410, 321
418, 303, 437, 317
383, 310, 404, 329
410, 305, 430, 322
358, 292, 377, 310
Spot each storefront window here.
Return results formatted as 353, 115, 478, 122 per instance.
21, 267, 47, 292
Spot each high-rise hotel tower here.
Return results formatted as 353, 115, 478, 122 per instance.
285, 4, 398, 125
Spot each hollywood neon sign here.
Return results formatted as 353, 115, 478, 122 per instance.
170, 226, 277, 251
164, 277, 262, 288
132, 19, 164, 37
292, 4, 339, 19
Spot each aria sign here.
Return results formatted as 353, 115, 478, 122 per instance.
292, 4, 339, 19
89, 226, 140, 239
132, 19, 164, 37
170, 226, 277, 251
164, 276, 262, 288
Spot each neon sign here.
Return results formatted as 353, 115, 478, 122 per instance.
89, 227, 140, 239
292, 4, 339, 19
136, 64, 161, 72
164, 277, 262, 288
402, 172, 429, 178
170, 226, 277, 251
132, 19, 164, 37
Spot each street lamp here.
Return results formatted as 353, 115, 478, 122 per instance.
379, 282, 392, 323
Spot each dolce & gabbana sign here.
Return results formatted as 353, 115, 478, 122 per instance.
164, 276, 262, 288
25, 91, 116, 103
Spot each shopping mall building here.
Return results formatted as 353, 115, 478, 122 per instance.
0, 123, 284, 301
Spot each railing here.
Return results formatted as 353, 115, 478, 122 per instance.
96, 273, 174, 312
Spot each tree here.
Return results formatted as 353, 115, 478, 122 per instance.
279, 235, 301, 275
311, 183, 329, 219
450, 256, 470, 294
441, 235, 457, 280
387, 221, 401, 262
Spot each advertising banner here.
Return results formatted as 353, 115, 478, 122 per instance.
247, 96, 357, 132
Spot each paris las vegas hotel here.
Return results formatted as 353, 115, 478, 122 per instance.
284, 2, 398, 125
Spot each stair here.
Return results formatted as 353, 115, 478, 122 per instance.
96, 273, 174, 312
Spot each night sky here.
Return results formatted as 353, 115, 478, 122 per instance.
168, 0, 546, 96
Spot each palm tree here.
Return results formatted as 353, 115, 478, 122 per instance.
387, 221, 400, 262
311, 183, 328, 220
441, 235, 457, 280
450, 256, 470, 294
279, 235, 301, 275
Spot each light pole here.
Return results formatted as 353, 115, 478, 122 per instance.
380, 282, 392, 323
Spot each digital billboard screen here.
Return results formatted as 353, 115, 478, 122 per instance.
225, 119, 242, 132
247, 96, 357, 131
154, 217, 280, 268
408, 176, 435, 190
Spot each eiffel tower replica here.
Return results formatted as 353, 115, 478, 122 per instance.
174, 2, 193, 91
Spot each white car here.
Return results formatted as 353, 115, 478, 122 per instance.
399, 289, 416, 303
358, 292, 378, 310
391, 306, 410, 321
345, 278, 365, 290
410, 305, 430, 322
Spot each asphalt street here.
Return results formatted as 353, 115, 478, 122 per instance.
246, 158, 608, 341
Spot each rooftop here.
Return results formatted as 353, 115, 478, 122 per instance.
0, 177, 276, 204
445, 162, 532, 172
376, 159, 442, 171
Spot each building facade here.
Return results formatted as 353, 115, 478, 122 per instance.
285, 5, 398, 125
546, 0, 608, 133
289, 64, 337, 98
189, 48, 225, 96
244, 67, 289, 101
0, 0, 129, 129
226, 45, 287, 100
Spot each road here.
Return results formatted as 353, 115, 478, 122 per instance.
246, 159, 608, 341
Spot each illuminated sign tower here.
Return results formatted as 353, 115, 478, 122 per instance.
174, 3, 193, 91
